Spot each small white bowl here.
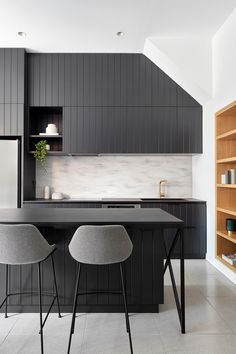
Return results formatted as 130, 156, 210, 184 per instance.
51, 192, 63, 200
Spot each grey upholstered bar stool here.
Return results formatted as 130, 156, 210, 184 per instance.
0, 224, 61, 354
68, 225, 133, 354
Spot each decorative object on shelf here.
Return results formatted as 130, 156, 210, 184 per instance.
44, 185, 50, 200
230, 169, 236, 184
51, 192, 64, 200
34, 140, 47, 172
46, 144, 50, 151
222, 253, 236, 267
46, 123, 58, 134
221, 174, 227, 184
226, 218, 236, 237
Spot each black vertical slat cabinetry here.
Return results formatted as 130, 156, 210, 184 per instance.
141, 202, 206, 258
27, 53, 202, 154
0, 48, 25, 136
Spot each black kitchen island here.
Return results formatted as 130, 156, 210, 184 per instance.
0, 208, 185, 331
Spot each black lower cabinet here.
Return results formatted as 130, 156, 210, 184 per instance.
0, 226, 163, 313
141, 202, 206, 259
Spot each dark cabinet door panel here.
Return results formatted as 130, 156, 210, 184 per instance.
141, 202, 206, 258
28, 53, 182, 108
64, 107, 180, 154
0, 48, 25, 104
0, 104, 24, 136
177, 107, 202, 153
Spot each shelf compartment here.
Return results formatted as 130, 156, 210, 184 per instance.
217, 230, 236, 244
216, 255, 236, 272
217, 188, 236, 211
216, 101, 236, 135
216, 162, 236, 184
29, 137, 62, 153
216, 138, 236, 160
28, 107, 63, 153
216, 235, 236, 269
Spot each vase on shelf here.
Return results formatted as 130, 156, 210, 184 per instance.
46, 124, 58, 134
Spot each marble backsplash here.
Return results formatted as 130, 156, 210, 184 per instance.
36, 155, 192, 199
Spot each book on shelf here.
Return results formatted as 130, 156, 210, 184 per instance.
222, 253, 236, 266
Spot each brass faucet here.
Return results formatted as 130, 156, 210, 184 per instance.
159, 180, 167, 198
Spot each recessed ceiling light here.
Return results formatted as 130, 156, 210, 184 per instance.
18, 31, 27, 37
116, 31, 125, 37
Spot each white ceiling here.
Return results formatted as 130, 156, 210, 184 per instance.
0, 0, 236, 52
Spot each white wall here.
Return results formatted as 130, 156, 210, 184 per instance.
143, 38, 211, 105
192, 8, 236, 282
150, 37, 212, 96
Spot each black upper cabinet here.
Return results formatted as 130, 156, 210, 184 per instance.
0, 48, 25, 136
63, 106, 201, 154
28, 54, 179, 108
27, 53, 202, 153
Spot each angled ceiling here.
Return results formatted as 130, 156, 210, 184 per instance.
0, 0, 236, 52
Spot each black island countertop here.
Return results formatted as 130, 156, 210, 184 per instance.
0, 207, 183, 227
23, 197, 205, 204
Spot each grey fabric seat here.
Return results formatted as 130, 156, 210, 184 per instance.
0, 224, 55, 265
69, 225, 133, 265
0, 224, 61, 354
67, 225, 134, 354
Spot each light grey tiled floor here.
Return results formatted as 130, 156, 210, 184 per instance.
1, 260, 236, 353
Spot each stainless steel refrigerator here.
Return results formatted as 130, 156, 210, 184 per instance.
0, 139, 21, 208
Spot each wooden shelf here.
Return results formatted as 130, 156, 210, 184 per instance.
217, 230, 236, 244
216, 255, 236, 272
30, 135, 63, 138
217, 207, 236, 216
216, 101, 236, 274
217, 157, 236, 163
217, 184, 236, 188
217, 129, 236, 140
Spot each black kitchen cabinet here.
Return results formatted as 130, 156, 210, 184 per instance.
28, 54, 179, 108
63, 106, 201, 154
27, 53, 202, 154
141, 202, 206, 258
0, 48, 25, 136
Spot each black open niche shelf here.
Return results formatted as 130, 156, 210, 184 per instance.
28, 107, 63, 154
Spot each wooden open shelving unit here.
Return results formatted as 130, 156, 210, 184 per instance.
216, 100, 236, 271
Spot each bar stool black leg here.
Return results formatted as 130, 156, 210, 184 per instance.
180, 227, 185, 334
38, 262, 44, 354
68, 263, 81, 354
51, 254, 61, 318
120, 263, 133, 354
5, 264, 8, 318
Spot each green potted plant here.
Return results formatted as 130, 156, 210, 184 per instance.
34, 140, 47, 172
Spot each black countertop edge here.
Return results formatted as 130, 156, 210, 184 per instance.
23, 198, 206, 204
